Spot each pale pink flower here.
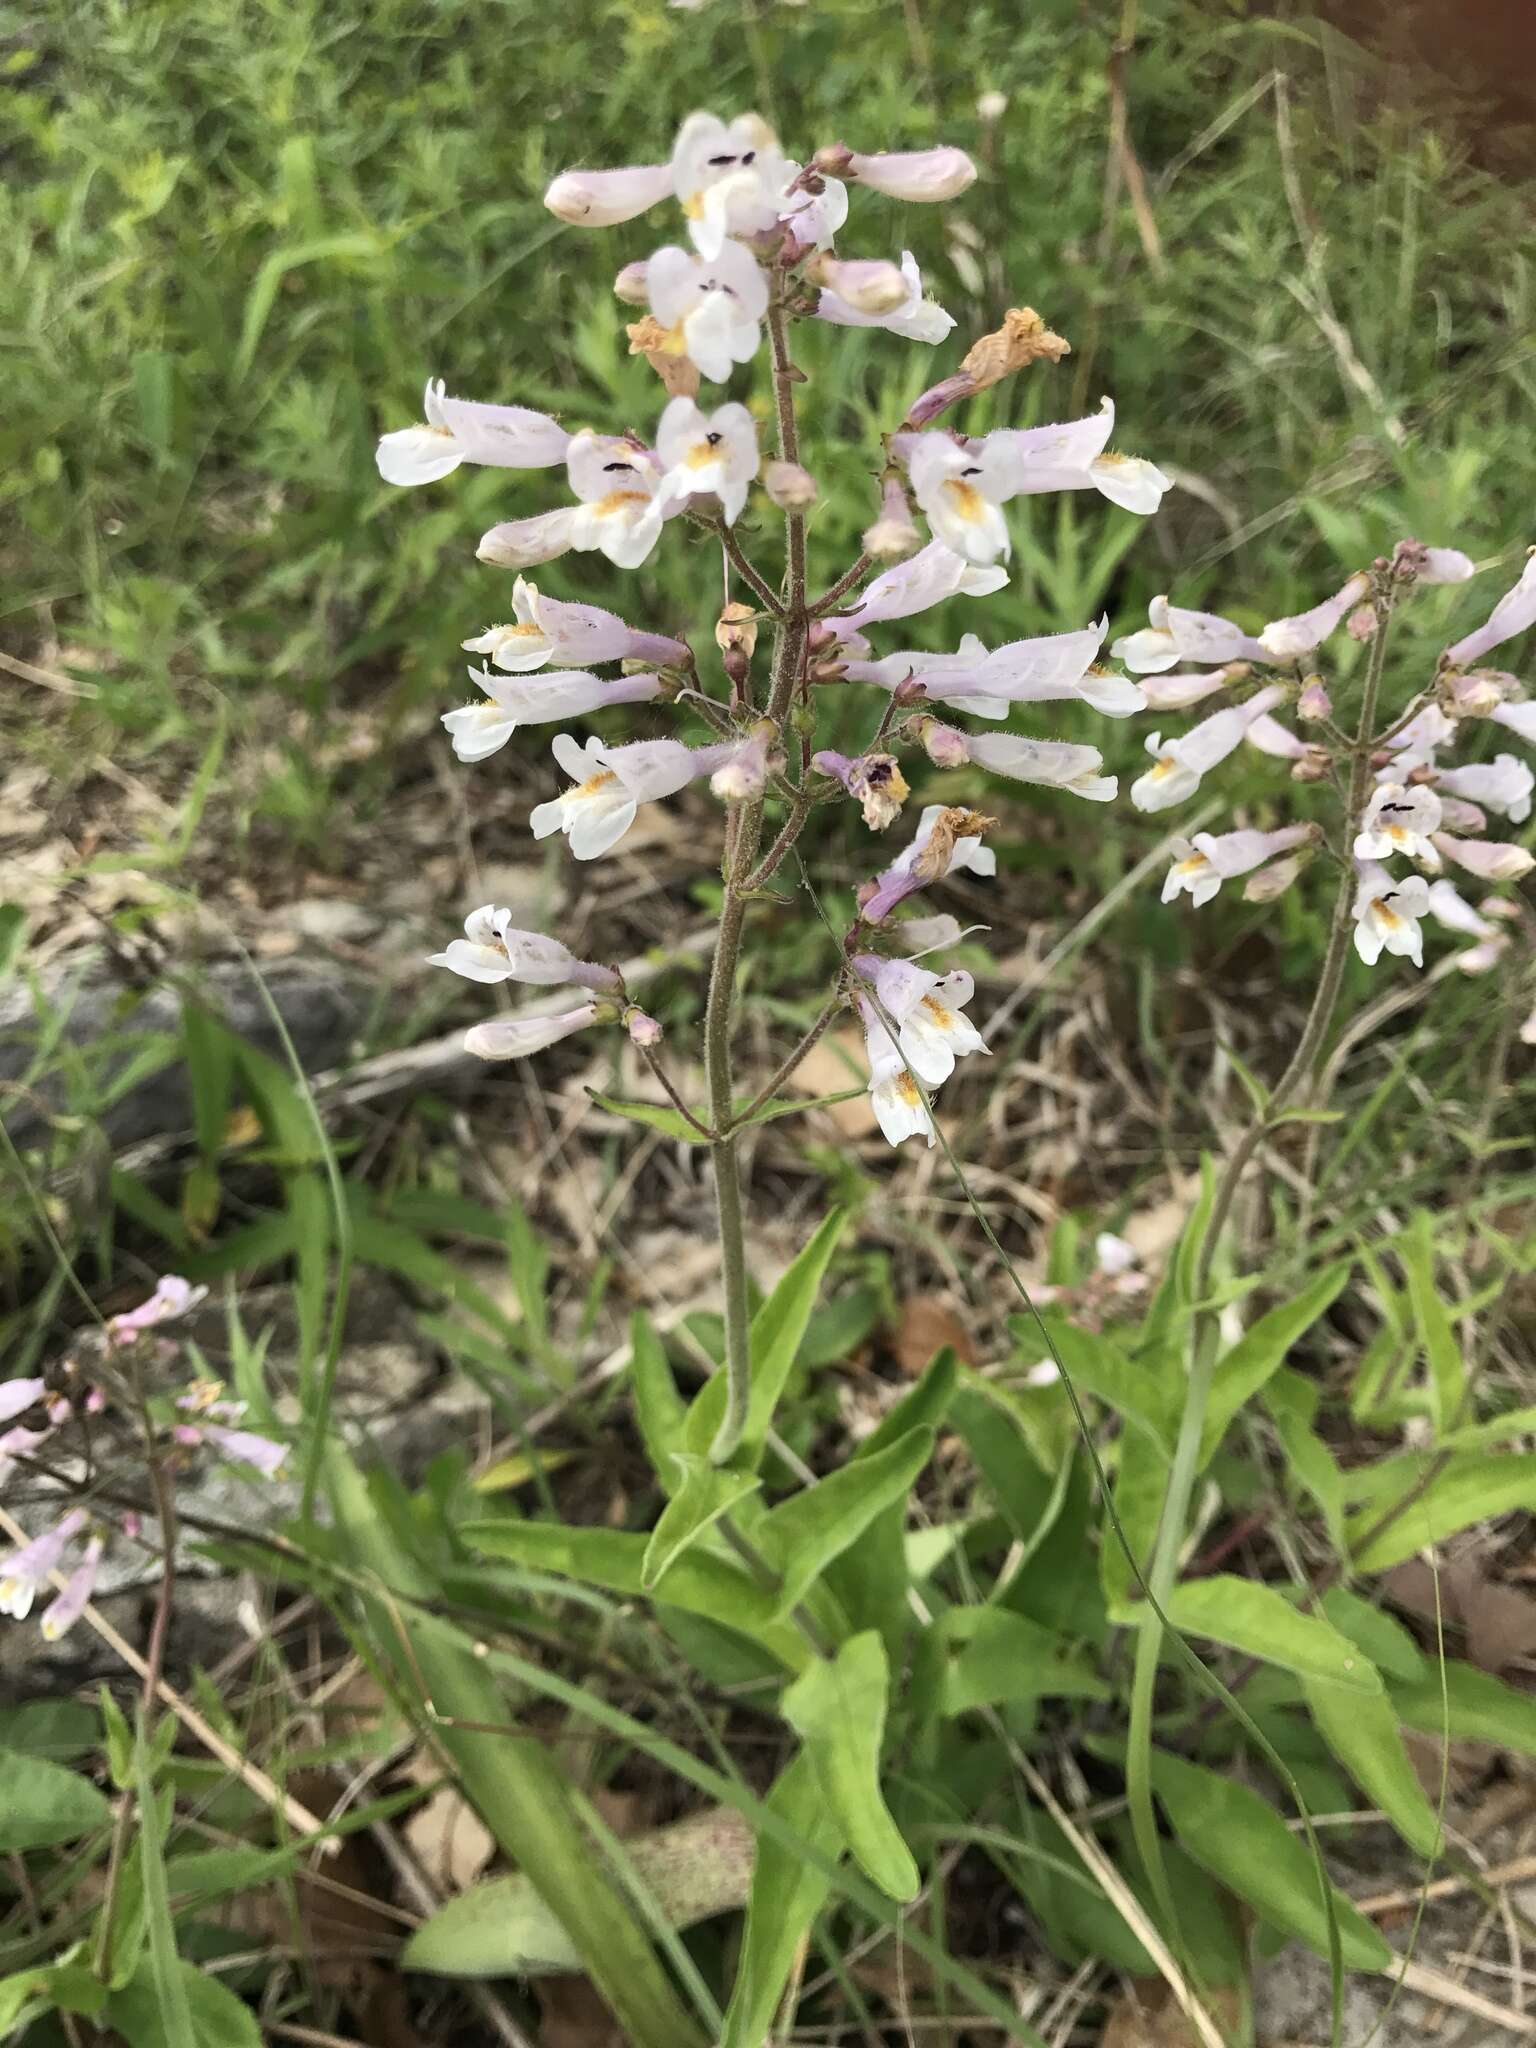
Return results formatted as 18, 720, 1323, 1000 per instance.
708, 723, 780, 800
861, 474, 922, 562
672, 113, 791, 258
475, 508, 583, 571
443, 670, 665, 762
376, 379, 570, 486
655, 397, 759, 524
1162, 825, 1317, 907
815, 250, 954, 344
1431, 834, 1535, 882
565, 431, 671, 566
1138, 670, 1232, 712
544, 160, 675, 229
1130, 688, 1284, 812
624, 1008, 663, 1048
1444, 550, 1536, 668
531, 732, 717, 860
1352, 867, 1431, 968
1113, 592, 1267, 674
0, 1380, 44, 1427
461, 576, 686, 674
1426, 880, 1498, 941
869, 1069, 936, 1148
830, 540, 1008, 637
106, 1276, 206, 1346
1437, 796, 1488, 834
812, 750, 910, 830
39, 1537, 104, 1642
0, 1510, 88, 1620
465, 1003, 605, 1062
1380, 703, 1456, 773
1442, 671, 1515, 719
1259, 573, 1370, 659
644, 241, 767, 381
905, 433, 1014, 564
1353, 782, 1444, 869
855, 954, 988, 1089
1492, 701, 1536, 747
1297, 678, 1332, 720
1242, 855, 1305, 902
762, 461, 818, 510
925, 725, 1116, 802
0, 1426, 52, 1487
861, 804, 996, 922
202, 1426, 288, 1479
428, 908, 617, 991
1416, 547, 1477, 585
984, 399, 1172, 516
1434, 755, 1532, 824
836, 144, 977, 202
843, 622, 1124, 716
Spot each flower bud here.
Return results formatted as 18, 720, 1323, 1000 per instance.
710, 721, 779, 801
976, 89, 1008, 122
1242, 854, 1305, 902
762, 459, 818, 511
612, 259, 651, 306
1345, 604, 1377, 642
920, 720, 971, 769
1289, 749, 1330, 783
1297, 677, 1332, 721
1437, 796, 1487, 834
624, 1006, 663, 1047
841, 145, 978, 203
807, 253, 909, 314
862, 473, 921, 562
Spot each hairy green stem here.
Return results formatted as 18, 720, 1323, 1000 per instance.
705, 294, 811, 1467
1124, 585, 1398, 1934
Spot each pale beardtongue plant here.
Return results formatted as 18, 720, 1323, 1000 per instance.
379, 111, 1536, 1473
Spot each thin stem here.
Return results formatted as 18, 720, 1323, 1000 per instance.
730, 993, 843, 1129
637, 1046, 713, 1140
1124, 584, 1399, 1931
811, 549, 875, 617
742, 791, 815, 893
712, 518, 784, 620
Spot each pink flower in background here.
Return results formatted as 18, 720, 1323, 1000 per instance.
1259, 574, 1371, 660
0, 1509, 88, 1621
465, 1004, 606, 1062
0, 1380, 45, 1427
814, 251, 954, 343
1431, 834, 1535, 882
39, 1537, 104, 1642
106, 1276, 206, 1347
1162, 825, 1317, 907
1444, 551, 1536, 667
830, 540, 1007, 637
834, 144, 977, 202
1434, 755, 1533, 823
1113, 593, 1268, 675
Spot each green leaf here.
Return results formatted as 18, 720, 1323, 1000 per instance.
781, 1633, 919, 1902
0, 1747, 111, 1850
1349, 1453, 1536, 1570
100, 1685, 134, 1789
1300, 1676, 1443, 1857
939, 1608, 1108, 1716
719, 1753, 842, 2048
1401, 1212, 1463, 1426
1175, 1152, 1218, 1309
405, 1806, 754, 1978
1101, 1425, 1166, 1615
0, 1697, 98, 1761
1264, 1369, 1346, 1552
629, 1310, 689, 1492
587, 1089, 710, 1142
642, 1458, 762, 1590
1199, 1261, 1351, 1464
1155, 1576, 1382, 1693
758, 1425, 933, 1617
1317, 1588, 1425, 1686
1394, 1660, 1536, 1757
104, 1956, 260, 2048
0, 904, 25, 981
1026, 1316, 1173, 1450
1148, 1750, 1391, 1971
134, 1741, 199, 2048
685, 1209, 848, 1463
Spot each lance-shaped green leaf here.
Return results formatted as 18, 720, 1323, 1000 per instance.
1027, 1316, 1174, 1450
781, 1632, 919, 1902
405, 1807, 755, 1977
1264, 1369, 1346, 1552
1318, 1586, 1425, 1685
1148, 1750, 1391, 1971
463, 1518, 810, 1671
1199, 1260, 1350, 1466
1348, 1453, 1536, 1570
629, 1311, 688, 1491
330, 1450, 709, 2048
939, 1607, 1108, 1717
757, 1426, 934, 1618
719, 1753, 844, 2048
1301, 1676, 1443, 1858
1394, 1660, 1536, 1757
642, 1458, 761, 1590
0, 1749, 111, 1852
1155, 1576, 1382, 1693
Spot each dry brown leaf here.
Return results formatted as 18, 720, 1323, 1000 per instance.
790, 1030, 878, 1135
401, 1782, 496, 1894
1386, 1554, 1536, 1674
893, 1294, 977, 1376
1101, 1980, 1242, 2048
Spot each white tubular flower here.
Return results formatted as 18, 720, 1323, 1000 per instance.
846, 621, 1116, 714
38, 1537, 105, 1643
443, 668, 665, 762
376, 379, 571, 486
905, 434, 1015, 565
476, 508, 580, 571
545, 160, 675, 228
673, 112, 790, 258
811, 255, 909, 314
1259, 573, 1371, 660
962, 731, 1116, 802
1431, 833, 1536, 882
1492, 701, 1536, 747
1352, 867, 1431, 968
465, 1003, 605, 1062
655, 397, 760, 525
645, 241, 768, 382
1419, 548, 1476, 584
778, 173, 849, 254
857, 957, 989, 1088
841, 145, 978, 202
1435, 754, 1534, 823
869, 1069, 937, 1148
1139, 670, 1233, 712
1353, 782, 1444, 869
463, 579, 687, 674
1425, 879, 1498, 940
814, 250, 955, 344
1444, 549, 1536, 668
564, 432, 670, 568
531, 732, 712, 860
105, 1275, 206, 1345
986, 398, 1172, 517
1380, 703, 1456, 774
428, 908, 598, 987
708, 722, 779, 800
0, 1426, 51, 1488
1129, 689, 1282, 812
1162, 824, 1316, 907
762, 460, 818, 510
0, 1510, 87, 1621
1112, 593, 1268, 675
1438, 795, 1488, 835
832, 540, 1008, 637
